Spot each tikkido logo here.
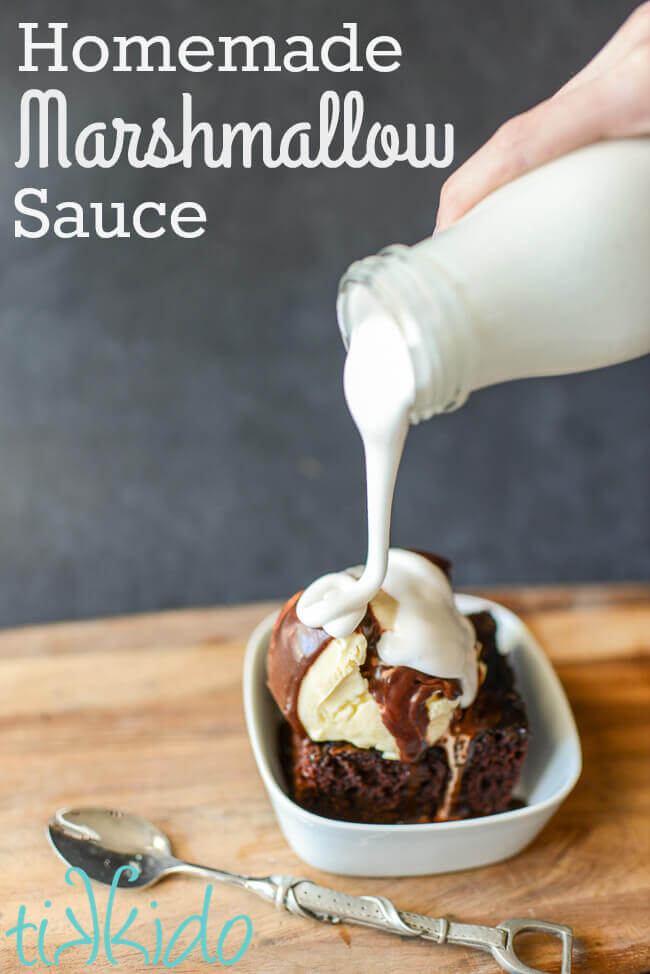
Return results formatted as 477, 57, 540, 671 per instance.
4, 867, 253, 968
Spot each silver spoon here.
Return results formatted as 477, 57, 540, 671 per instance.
48, 807, 572, 974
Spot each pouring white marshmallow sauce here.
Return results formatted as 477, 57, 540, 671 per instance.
296, 313, 478, 703
297, 312, 414, 638
298, 139, 650, 695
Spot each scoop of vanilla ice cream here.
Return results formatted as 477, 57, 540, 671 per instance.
297, 632, 401, 759
295, 549, 479, 760
297, 627, 461, 760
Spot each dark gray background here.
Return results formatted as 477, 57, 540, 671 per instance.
1, 0, 648, 628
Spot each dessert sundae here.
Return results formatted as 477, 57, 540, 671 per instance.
267, 549, 529, 824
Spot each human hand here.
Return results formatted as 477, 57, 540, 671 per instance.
435, 2, 650, 231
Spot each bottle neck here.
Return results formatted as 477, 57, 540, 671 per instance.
337, 243, 478, 424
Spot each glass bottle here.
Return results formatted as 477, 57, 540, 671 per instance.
337, 138, 650, 423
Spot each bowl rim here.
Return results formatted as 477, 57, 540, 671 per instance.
243, 594, 582, 834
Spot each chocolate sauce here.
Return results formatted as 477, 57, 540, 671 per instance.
267, 564, 463, 763
358, 605, 461, 762
267, 592, 332, 735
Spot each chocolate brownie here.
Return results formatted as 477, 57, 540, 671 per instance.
279, 610, 529, 823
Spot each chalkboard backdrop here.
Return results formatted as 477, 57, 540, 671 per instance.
1, 0, 648, 627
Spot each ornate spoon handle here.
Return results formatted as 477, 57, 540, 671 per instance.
263, 875, 573, 974
165, 865, 572, 974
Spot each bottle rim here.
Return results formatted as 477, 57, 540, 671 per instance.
337, 244, 477, 422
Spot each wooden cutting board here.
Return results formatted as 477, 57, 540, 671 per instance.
1, 584, 648, 973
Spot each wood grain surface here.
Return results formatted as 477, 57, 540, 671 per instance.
1, 584, 648, 973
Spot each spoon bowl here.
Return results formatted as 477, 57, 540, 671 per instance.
48, 807, 175, 888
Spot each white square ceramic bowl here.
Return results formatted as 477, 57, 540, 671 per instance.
243, 594, 581, 877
